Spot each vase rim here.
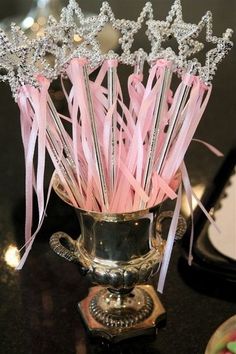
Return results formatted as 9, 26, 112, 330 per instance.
52, 171, 180, 220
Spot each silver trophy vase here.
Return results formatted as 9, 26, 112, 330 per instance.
49, 176, 186, 342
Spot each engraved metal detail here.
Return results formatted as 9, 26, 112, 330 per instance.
50, 231, 164, 290
156, 210, 187, 240
89, 287, 153, 328
49, 231, 78, 262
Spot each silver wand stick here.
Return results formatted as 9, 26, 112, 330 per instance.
27, 97, 84, 207
140, 62, 173, 208
46, 96, 86, 203
46, 131, 83, 207
82, 62, 109, 210
155, 67, 194, 177
47, 95, 76, 170
130, 50, 146, 120
134, 50, 145, 76
107, 58, 117, 192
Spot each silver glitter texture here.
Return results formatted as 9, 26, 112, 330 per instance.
0, 24, 39, 99
0, 0, 233, 99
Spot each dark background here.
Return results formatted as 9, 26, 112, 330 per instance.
0, 1, 235, 354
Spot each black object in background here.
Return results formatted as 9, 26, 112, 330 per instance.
181, 148, 236, 289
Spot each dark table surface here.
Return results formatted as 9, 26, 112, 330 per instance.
0, 1, 236, 353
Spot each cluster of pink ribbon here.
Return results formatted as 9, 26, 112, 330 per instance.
16, 57, 221, 291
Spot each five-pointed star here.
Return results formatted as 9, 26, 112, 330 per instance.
35, 0, 107, 74
0, 24, 38, 99
190, 11, 233, 82
147, 0, 204, 65
0, 0, 233, 97
100, 2, 154, 65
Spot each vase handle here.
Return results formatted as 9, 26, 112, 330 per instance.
156, 211, 187, 240
50, 232, 78, 263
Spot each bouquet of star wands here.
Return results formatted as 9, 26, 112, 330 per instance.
0, 0, 233, 289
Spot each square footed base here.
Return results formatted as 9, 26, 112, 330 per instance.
78, 285, 166, 343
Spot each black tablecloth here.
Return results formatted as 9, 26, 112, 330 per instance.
0, 1, 236, 353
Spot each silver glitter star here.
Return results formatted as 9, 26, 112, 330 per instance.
0, 0, 233, 99
191, 11, 233, 82
147, 0, 204, 66
112, 2, 153, 65
0, 24, 38, 99
37, 0, 107, 74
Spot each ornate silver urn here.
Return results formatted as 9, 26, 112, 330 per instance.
50, 175, 185, 342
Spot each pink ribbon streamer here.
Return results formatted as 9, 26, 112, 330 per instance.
16, 173, 54, 269
157, 183, 182, 293
14, 57, 221, 273
192, 138, 224, 157
17, 79, 49, 261
181, 162, 221, 266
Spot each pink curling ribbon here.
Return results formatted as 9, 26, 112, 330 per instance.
181, 162, 221, 267
66, 59, 101, 210
112, 62, 169, 211
16, 78, 49, 267
128, 73, 145, 119
158, 183, 183, 293
17, 173, 54, 269
16, 87, 51, 266
192, 138, 223, 157
14, 55, 222, 276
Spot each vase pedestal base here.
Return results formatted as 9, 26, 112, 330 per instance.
78, 285, 166, 343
